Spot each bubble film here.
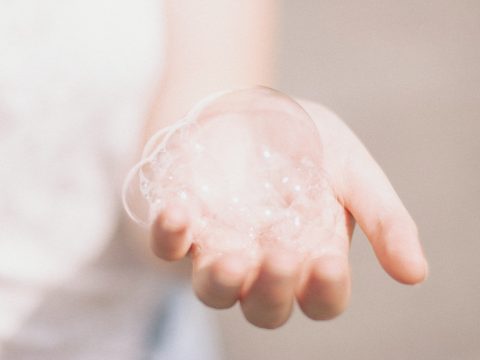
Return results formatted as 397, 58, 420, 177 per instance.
123, 87, 338, 257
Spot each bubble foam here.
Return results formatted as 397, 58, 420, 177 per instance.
123, 87, 339, 257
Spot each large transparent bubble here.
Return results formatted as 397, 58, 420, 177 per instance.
123, 87, 339, 257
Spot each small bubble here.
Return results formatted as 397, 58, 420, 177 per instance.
194, 143, 204, 152
140, 178, 149, 192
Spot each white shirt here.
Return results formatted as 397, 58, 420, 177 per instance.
0, 1, 220, 358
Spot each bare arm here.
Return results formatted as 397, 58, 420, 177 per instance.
144, 1, 427, 329
132, 0, 277, 291
144, 0, 277, 140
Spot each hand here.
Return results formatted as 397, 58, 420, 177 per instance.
149, 99, 428, 329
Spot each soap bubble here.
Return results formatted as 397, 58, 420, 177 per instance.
123, 87, 339, 257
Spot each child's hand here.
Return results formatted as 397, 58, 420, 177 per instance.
149, 99, 428, 329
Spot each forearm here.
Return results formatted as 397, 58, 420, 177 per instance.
131, 0, 276, 267
143, 0, 277, 143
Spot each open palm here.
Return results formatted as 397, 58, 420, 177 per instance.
149, 99, 428, 329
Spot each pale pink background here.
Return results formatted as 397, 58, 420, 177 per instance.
218, 1, 480, 359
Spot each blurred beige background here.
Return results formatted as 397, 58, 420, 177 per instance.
217, 1, 480, 359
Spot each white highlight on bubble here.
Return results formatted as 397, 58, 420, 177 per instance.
294, 216, 301, 227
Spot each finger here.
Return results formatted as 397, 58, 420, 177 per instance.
341, 141, 428, 284
297, 254, 351, 320
240, 251, 298, 329
192, 253, 250, 309
150, 204, 192, 261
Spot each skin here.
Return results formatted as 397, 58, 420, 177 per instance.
149, 100, 428, 329
146, 1, 428, 329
